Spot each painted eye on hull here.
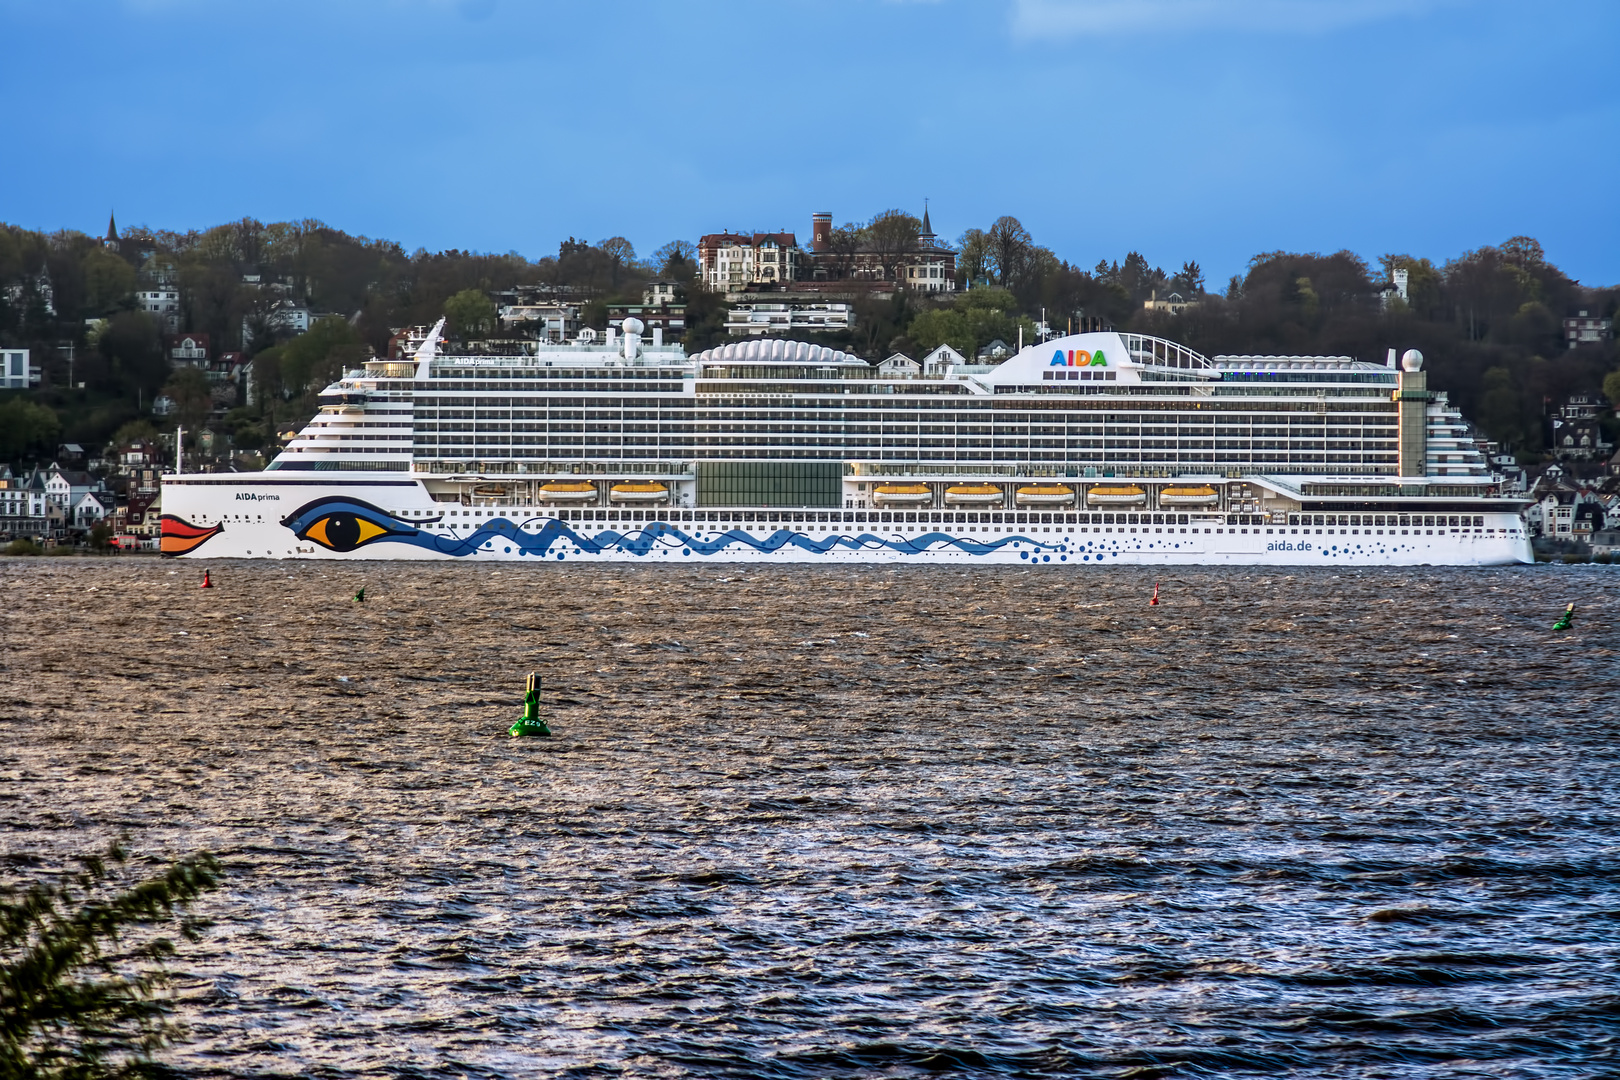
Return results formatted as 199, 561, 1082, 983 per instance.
281, 498, 416, 553
303, 512, 391, 551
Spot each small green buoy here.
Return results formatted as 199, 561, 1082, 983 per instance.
509, 671, 552, 737
353, 585, 366, 602
1552, 602, 1574, 631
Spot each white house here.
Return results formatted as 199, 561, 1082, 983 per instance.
876, 353, 920, 377
44, 465, 98, 512
138, 286, 180, 332
921, 343, 968, 376
70, 490, 111, 529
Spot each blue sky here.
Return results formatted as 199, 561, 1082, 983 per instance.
3, 0, 1617, 286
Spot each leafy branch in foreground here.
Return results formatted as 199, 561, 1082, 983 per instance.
0, 842, 221, 1079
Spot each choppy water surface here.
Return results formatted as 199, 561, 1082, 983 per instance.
4, 560, 1620, 1078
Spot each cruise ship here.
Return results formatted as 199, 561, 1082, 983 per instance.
160, 317, 1532, 564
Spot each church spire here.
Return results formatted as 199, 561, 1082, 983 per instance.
919, 201, 935, 244
104, 211, 119, 249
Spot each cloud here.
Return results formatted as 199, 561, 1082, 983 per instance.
1011, 0, 1469, 38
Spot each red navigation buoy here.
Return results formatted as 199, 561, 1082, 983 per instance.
200, 569, 213, 589
1149, 582, 1160, 606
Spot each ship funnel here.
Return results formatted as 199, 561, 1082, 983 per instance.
414, 317, 447, 380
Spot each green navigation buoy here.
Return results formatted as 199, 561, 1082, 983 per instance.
1553, 602, 1574, 631
353, 586, 366, 602
509, 671, 552, 737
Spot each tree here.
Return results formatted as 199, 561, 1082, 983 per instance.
956, 229, 991, 288
0, 397, 62, 466
652, 240, 697, 282
279, 317, 365, 400
0, 841, 221, 1079
1603, 369, 1620, 410
443, 288, 496, 339
1118, 251, 1163, 302
161, 364, 213, 432
864, 210, 920, 284
1477, 366, 1525, 447
909, 288, 1032, 359
597, 237, 636, 291
95, 312, 166, 397
986, 216, 1032, 289
1173, 260, 1204, 296
1379, 254, 1443, 318
80, 249, 136, 316
826, 224, 862, 280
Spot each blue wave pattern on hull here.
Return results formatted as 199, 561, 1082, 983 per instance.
278, 497, 1069, 559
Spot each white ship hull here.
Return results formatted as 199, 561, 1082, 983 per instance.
160, 476, 1533, 566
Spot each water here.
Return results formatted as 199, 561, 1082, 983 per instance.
3, 559, 1619, 1078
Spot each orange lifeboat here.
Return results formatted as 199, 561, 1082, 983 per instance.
873, 483, 933, 506
539, 481, 598, 503
609, 482, 670, 504
944, 484, 1005, 507
1085, 484, 1147, 506
1015, 484, 1075, 506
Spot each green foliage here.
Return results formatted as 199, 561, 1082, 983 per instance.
79, 251, 136, 317
0, 841, 221, 1078
278, 317, 364, 398
87, 522, 114, 552
909, 289, 1033, 360
110, 421, 157, 447
443, 289, 496, 339
1599, 369, 1620, 410
4, 539, 43, 556
0, 397, 62, 466
94, 313, 165, 398
1478, 366, 1525, 447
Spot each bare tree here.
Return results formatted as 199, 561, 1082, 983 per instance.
653, 240, 697, 281
827, 224, 862, 280
865, 209, 921, 284
597, 237, 636, 290
986, 216, 1032, 289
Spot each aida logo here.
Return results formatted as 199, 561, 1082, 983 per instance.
1050, 348, 1107, 367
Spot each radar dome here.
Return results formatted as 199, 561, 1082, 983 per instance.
1400, 349, 1424, 372
621, 317, 645, 335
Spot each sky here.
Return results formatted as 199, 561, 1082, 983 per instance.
2, 0, 1617, 287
